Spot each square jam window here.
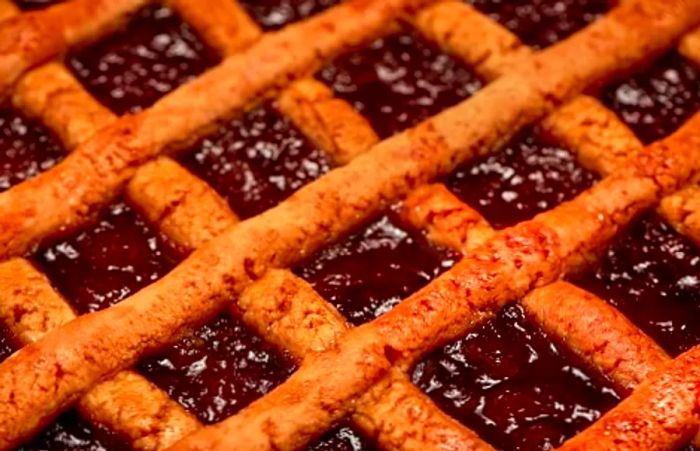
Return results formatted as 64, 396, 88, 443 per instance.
412, 304, 621, 451
237, 0, 341, 31
572, 214, 700, 357
0, 106, 64, 193
68, 5, 217, 115
140, 314, 296, 424
445, 128, 598, 229
34, 200, 181, 314
0, 325, 14, 364
295, 211, 458, 326
467, 0, 609, 49
317, 31, 482, 139
602, 52, 700, 144
179, 103, 331, 219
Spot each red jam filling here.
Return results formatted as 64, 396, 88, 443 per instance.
317, 31, 482, 138
468, 0, 609, 49
179, 103, 331, 219
18, 411, 127, 451
573, 214, 700, 357
602, 52, 700, 144
413, 304, 621, 451
238, 0, 341, 30
13, 0, 62, 9
0, 106, 64, 193
0, 325, 14, 363
35, 201, 180, 314
446, 129, 598, 229
68, 6, 217, 115
307, 425, 375, 451
296, 212, 458, 325
139, 314, 296, 424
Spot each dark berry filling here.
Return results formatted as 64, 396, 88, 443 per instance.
446, 129, 598, 229
180, 103, 331, 219
18, 411, 127, 451
140, 315, 296, 424
0, 325, 14, 364
603, 52, 700, 144
413, 304, 621, 451
317, 31, 482, 138
35, 201, 180, 314
238, 0, 341, 31
307, 425, 375, 451
12, 0, 63, 10
573, 214, 700, 356
0, 106, 64, 193
468, 0, 609, 49
296, 212, 458, 325
68, 6, 216, 115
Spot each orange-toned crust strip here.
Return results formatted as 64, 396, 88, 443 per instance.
559, 345, 700, 450
0, 258, 201, 450
680, 26, 700, 67
658, 184, 700, 247
238, 270, 494, 450
170, 0, 381, 164
400, 185, 672, 391
0, 2, 698, 446
0, 0, 149, 99
0, 0, 423, 258
170, 109, 700, 449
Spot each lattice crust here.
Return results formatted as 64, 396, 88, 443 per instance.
0, 0, 699, 450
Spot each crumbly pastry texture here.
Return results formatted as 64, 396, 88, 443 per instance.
0, 0, 699, 450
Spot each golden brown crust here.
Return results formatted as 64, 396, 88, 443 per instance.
0, 0, 426, 258
399, 183, 495, 253
559, 347, 700, 451
126, 157, 239, 252
0, 0, 147, 99
522, 281, 670, 391
0, 258, 201, 450
276, 78, 380, 164
166, 0, 260, 56
658, 184, 700, 246
12, 62, 115, 150
412, 1, 532, 81
680, 26, 700, 67
2, 2, 700, 446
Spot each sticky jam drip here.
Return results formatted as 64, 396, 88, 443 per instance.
603, 51, 700, 144
180, 103, 331, 219
140, 315, 296, 424
573, 214, 700, 356
0, 106, 64, 193
446, 129, 598, 229
296, 212, 457, 325
237, 0, 341, 30
413, 304, 620, 451
468, 0, 609, 49
36, 201, 180, 314
69, 6, 216, 115
318, 31, 482, 138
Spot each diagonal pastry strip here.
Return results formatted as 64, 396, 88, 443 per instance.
0, 0, 700, 448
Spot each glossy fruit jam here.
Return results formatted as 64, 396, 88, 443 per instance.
296, 212, 458, 325
69, 5, 216, 115
0, 106, 64, 192
413, 304, 621, 450
318, 31, 482, 138
180, 103, 331, 219
602, 51, 700, 144
36, 201, 181, 314
238, 0, 341, 30
446, 128, 598, 229
140, 314, 296, 424
468, 0, 609, 49
573, 214, 700, 356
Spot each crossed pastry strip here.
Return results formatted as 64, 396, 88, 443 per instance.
0, 0, 699, 449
